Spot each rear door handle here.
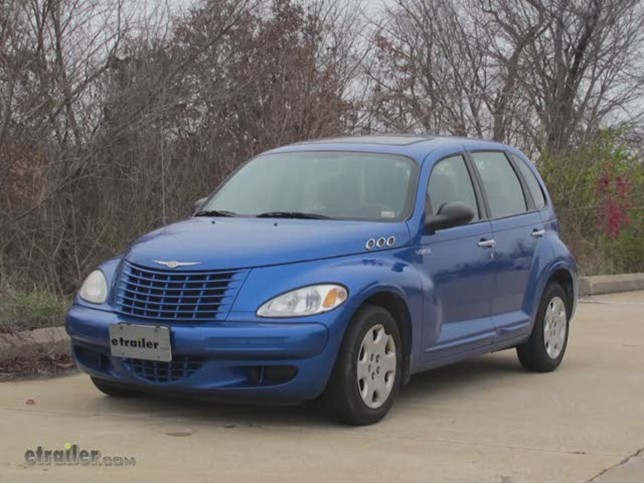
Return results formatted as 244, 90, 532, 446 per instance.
477, 239, 496, 249
531, 229, 546, 238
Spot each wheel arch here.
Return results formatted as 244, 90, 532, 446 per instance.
533, 260, 577, 325
548, 268, 575, 314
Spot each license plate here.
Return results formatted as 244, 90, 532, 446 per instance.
109, 324, 172, 362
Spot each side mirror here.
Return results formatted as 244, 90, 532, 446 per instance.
193, 197, 208, 213
426, 201, 474, 231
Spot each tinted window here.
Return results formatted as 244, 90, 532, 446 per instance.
203, 152, 417, 221
510, 153, 546, 209
428, 155, 479, 221
471, 151, 527, 218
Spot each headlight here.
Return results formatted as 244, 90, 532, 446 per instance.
78, 270, 108, 304
257, 284, 348, 318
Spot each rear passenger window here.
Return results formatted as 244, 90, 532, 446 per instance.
510, 154, 546, 209
471, 151, 527, 218
428, 155, 479, 221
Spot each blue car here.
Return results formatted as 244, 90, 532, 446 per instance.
67, 135, 577, 425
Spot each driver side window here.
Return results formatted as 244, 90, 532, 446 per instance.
428, 155, 480, 221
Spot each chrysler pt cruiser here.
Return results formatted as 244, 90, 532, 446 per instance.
67, 135, 577, 425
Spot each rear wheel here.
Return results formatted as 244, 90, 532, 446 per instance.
322, 305, 402, 425
91, 377, 141, 397
517, 283, 570, 372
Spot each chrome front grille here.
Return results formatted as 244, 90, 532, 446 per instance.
115, 261, 246, 322
124, 356, 203, 383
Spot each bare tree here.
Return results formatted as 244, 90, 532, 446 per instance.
521, 0, 644, 154
369, 0, 644, 156
0, 0, 364, 293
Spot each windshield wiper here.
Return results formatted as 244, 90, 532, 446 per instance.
194, 209, 237, 217
256, 211, 332, 220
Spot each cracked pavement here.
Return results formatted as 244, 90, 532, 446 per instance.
1, 291, 643, 482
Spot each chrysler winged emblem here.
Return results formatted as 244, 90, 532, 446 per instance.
153, 260, 201, 269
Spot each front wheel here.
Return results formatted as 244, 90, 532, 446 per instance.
517, 283, 570, 372
322, 305, 402, 425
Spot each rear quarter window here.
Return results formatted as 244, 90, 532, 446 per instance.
510, 153, 547, 210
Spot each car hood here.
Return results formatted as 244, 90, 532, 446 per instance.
125, 217, 410, 270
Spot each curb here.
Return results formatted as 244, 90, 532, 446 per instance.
0, 327, 70, 363
579, 273, 644, 297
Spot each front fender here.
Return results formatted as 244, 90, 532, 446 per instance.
229, 248, 425, 351
227, 249, 424, 390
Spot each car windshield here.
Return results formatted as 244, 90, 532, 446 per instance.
200, 151, 418, 221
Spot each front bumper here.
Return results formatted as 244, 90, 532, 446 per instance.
66, 305, 343, 403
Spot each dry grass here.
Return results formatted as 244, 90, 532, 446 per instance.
0, 290, 70, 333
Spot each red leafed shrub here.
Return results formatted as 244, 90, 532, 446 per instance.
596, 162, 633, 239
540, 131, 643, 274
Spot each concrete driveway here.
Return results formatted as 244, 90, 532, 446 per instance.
1, 291, 643, 482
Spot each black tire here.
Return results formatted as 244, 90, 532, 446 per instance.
91, 377, 141, 397
517, 283, 570, 372
322, 305, 403, 425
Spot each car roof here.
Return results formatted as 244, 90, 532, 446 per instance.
265, 134, 515, 163
293, 135, 436, 146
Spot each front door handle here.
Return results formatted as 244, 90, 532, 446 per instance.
532, 229, 546, 238
477, 239, 496, 249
